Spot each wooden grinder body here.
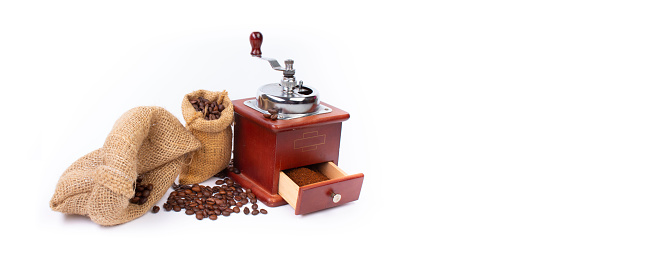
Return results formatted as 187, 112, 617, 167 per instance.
230, 98, 350, 208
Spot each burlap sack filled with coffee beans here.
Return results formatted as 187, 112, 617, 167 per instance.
49, 106, 201, 226
180, 89, 234, 185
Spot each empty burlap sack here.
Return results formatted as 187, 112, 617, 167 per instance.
180, 89, 234, 184
50, 106, 201, 226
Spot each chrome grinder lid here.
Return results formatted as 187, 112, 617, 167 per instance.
246, 32, 331, 119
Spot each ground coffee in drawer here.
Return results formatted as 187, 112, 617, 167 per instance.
284, 167, 330, 186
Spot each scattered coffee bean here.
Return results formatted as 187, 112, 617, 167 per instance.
265, 108, 279, 121
251, 209, 259, 215
161, 175, 268, 220
260, 209, 267, 214
213, 162, 232, 178
152, 206, 160, 213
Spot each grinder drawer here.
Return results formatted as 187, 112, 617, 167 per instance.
278, 162, 364, 215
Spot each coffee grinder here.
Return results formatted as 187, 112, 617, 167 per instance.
229, 32, 364, 215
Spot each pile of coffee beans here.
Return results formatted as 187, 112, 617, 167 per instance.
162, 177, 267, 220
129, 175, 153, 205
190, 96, 225, 120
262, 108, 279, 120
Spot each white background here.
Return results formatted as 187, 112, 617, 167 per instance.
1, 0, 665, 259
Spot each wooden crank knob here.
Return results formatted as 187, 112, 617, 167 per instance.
330, 191, 341, 203
250, 31, 263, 57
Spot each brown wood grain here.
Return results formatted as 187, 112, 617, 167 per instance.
295, 173, 364, 215
231, 98, 351, 208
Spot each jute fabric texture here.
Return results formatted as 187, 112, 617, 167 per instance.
50, 106, 201, 226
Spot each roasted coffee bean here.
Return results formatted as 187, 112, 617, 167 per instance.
130, 175, 154, 205
267, 108, 278, 115
190, 97, 225, 121
152, 206, 160, 213
263, 113, 272, 119
161, 176, 268, 220
270, 114, 278, 120
225, 167, 238, 175
214, 169, 227, 178
260, 209, 267, 214
251, 209, 259, 215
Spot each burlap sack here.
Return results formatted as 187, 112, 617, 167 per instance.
180, 89, 234, 184
49, 106, 201, 226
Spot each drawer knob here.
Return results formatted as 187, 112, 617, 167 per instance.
330, 191, 342, 203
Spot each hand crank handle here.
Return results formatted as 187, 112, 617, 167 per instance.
250, 31, 287, 71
